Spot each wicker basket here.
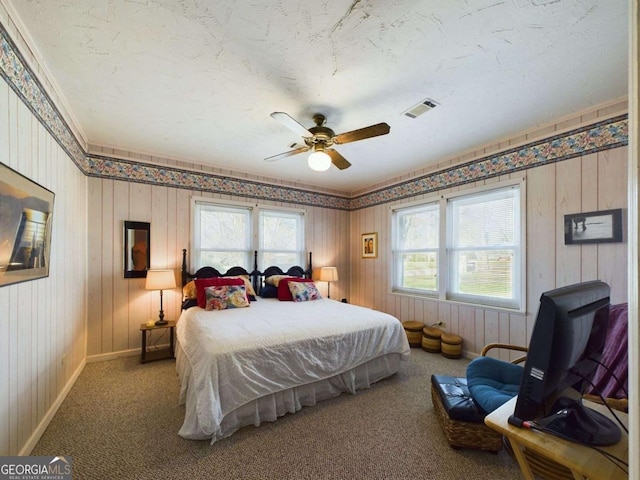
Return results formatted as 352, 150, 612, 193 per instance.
430, 383, 503, 452
441, 333, 463, 359
422, 326, 442, 353
402, 321, 424, 347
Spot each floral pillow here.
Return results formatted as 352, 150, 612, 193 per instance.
288, 281, 322, 302
195, 277, 244, 308
277, 277, 313, 301
205, 285, 250, 311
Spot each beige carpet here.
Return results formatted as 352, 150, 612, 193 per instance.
32, 349, 523, 479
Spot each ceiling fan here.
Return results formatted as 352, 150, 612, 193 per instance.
265, 112, 390, 171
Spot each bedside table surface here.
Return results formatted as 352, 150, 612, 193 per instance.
140, 320, 177, 331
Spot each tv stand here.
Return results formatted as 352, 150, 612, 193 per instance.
486, 397, 628, 480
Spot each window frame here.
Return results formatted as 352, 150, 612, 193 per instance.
257, 207, 306, 271
190, 197, 306, 272
391, 201, 440, 297
391, 179, 526, 311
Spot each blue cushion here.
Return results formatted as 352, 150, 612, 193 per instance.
466, 356, 524, 413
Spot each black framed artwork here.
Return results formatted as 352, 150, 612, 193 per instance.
0, 162, 55, 287
124, 221, 150, 278
564, 209, 623, 245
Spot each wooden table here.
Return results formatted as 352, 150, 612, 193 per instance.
485, 396, 628, 480
139, 321, 176, 363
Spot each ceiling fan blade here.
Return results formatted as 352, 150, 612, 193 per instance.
334, 122, 390, 144
270, 112, 313, 137
327, 149, 351, 170
264, 146, 310, 162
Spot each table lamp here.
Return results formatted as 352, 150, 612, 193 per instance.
319, 267, 339, 299
145, 269, 176, 325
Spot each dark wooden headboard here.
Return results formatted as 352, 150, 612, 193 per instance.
181, 249, 313, 295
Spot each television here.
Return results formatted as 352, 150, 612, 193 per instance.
508, 280, 621, 446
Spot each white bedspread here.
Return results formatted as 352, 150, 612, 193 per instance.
176, 298, 410, 439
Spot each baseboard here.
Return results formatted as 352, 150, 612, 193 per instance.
19, 358, 86, 456
86, 348, 140, 363
85, 343, 172, 364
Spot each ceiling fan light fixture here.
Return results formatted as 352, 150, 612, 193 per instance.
308, 150, 331, 171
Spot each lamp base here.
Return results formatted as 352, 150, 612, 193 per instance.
155, 319, 168, 326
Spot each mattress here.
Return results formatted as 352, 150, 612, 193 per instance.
175, 298, 410, 443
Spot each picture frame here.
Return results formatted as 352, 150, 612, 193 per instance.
564, 209, 623, 245
0, 162, 55, 287
361, 232, 378, 258
124, 221, 150, 278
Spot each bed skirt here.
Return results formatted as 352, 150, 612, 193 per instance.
175, 342, 403, 444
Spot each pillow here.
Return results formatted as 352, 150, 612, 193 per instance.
205, 285, 250, 311
183, 280, 197, 300
466, 356, 524, 413
195, 277, 244, 309
259, 284, 278, 298
226, 275, 258, 301
288, 281, 321, 302
181, 298, 198, 310
265, 274, 287, 287
277, 277, 314, 301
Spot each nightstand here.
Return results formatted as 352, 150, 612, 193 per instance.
140, 321, 176, 363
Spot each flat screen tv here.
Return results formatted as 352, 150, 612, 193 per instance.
508, 280, 621, 446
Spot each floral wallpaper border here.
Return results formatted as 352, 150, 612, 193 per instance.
0, 22, 628, 212
350, 115, 628, 210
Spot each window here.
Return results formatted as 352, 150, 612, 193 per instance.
392, 182, 524, 310
447, 186, 521, 309
259, 209, 305, 270
192, 202, 252, 272
393, 202, 439, 293
191, 199, 305, 272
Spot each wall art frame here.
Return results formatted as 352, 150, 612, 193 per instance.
0, 162, 55, 287
124, 221, 150, 278
361, 232, 378, 258
564, 209, 623, 245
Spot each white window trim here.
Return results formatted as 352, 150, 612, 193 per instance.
190, 196, 306, 271
390, 179, 526, 312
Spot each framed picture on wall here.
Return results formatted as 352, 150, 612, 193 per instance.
361, 232, 378, 258
0, 162, 55, 287
564, 209, 624, 245
124, 221, 151, 278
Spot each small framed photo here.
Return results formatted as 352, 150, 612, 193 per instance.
564, 209, 623, 245
361, 232, 378, 258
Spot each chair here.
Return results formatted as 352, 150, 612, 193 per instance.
430, 343, 527, 452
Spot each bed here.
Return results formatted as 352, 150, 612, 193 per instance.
175, 250, 411, 444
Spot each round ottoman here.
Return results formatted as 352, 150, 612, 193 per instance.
422, 326, 443, 353
402, 321, 424, 348
441, 333, 463, 359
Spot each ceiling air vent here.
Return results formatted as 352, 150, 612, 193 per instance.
403, 98, 439, 119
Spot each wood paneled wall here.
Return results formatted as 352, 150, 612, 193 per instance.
0, 76, 88, 455
350, 134, 628, 360
86, 179, 350, 358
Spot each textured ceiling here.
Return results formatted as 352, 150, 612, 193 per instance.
6, 0, 629, 193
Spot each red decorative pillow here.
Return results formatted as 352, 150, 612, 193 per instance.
195, 277, 244, 308
277, 277, 314, 301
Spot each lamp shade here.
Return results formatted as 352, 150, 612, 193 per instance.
308, 151, 331, 171
319, 267, 339, 282
145, 269, 177, 291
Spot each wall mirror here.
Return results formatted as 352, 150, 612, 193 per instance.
124, 221, 150, 278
